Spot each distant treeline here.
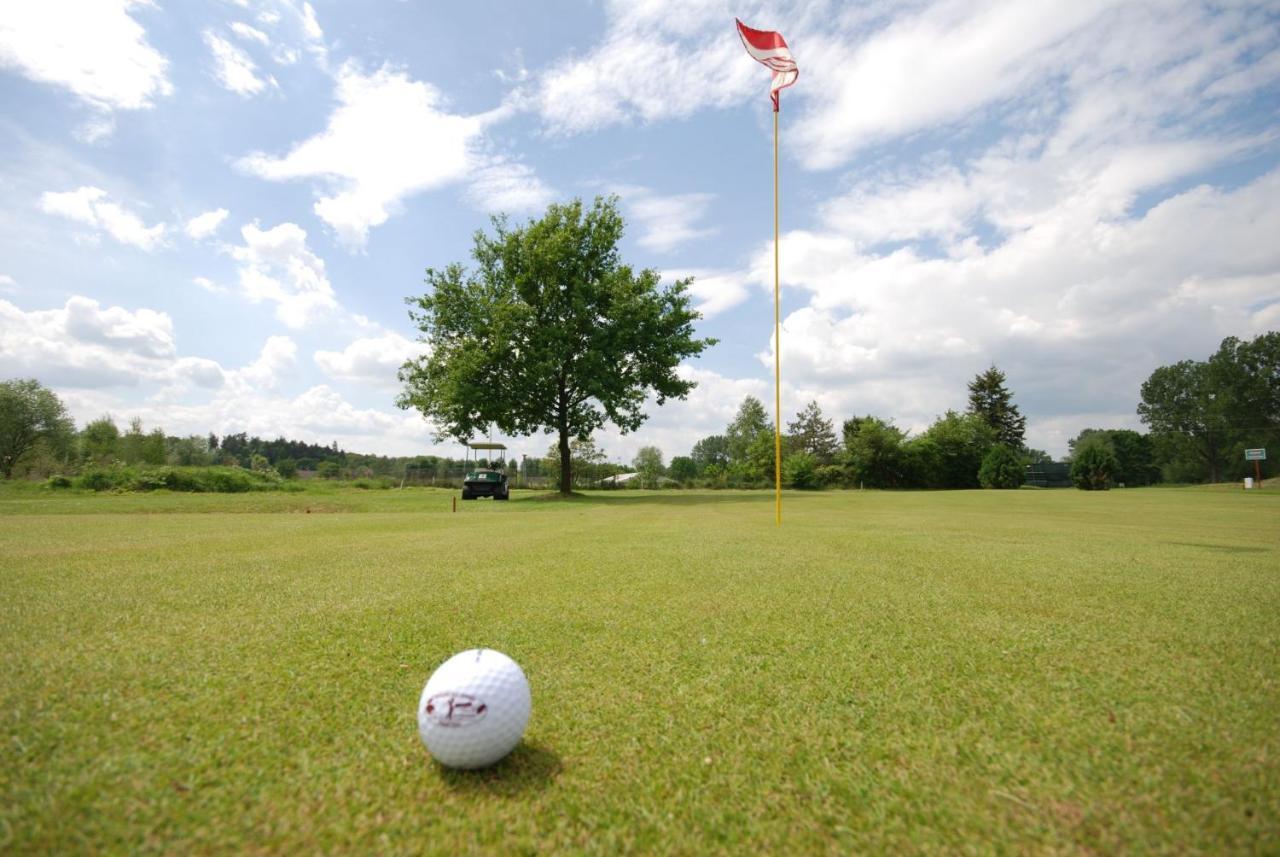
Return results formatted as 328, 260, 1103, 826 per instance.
2, 333, 1275, 490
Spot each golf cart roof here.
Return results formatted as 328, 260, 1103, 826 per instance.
465, 441, 507, 451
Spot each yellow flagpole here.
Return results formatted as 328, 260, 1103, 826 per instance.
773, 107, 782, 527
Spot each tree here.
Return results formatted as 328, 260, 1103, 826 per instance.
0, 379, 75, 478
543, 437, 608, 489
842, 416, 907, 488
787, 400, 839, 463
81, 415, 120, 464
978, 444, 1024, 489
398, 197, 714, 495
967, 365, 1026, 448
725, 396, 770, 465
1069, 429, 1159, 486
633, 446, 665, 488
668, 455, 697, 484
690, 435, 730, 473
783, 451, 820, 489
1071, 435, 1118, 490
1138, 359, 1229, 482
275, 458, 299, 479
916, 411, 996, 489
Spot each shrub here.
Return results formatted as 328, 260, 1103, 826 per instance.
1072, 438, 1119, 490
784, 452, 821, 490
77, 467, 128, 491
45, 474, 73, 489
979, 444, 1024, 489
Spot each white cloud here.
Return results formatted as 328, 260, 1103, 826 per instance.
625, 189, 717, 253
0, 295, 181, 388
676, 269, 751, 319
0, 0, 171, 111
314, 331, 425, 389
39, 186, 166, 250
231, 334, 297, 392
594, 365, 769, 464
185, 208, 230, 239
794, 0, 1111, 170
227, 221, 338, 327
75, 115, 116, 145
230, 21, 270, 46
0, 274, 15, 293
236, 62, 509, 247
747, 168, 1280, 455
536, 0, 758, 134
192, 276, 226, 294
465, 160, 554, 214
204, 30, 270, 96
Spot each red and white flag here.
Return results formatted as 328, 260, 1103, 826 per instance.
736, 18, 798, 111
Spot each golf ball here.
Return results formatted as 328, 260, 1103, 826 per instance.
417, 648, 531, 769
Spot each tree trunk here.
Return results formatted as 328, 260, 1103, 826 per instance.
558, 426, 571, 494
557, 380, 572, 494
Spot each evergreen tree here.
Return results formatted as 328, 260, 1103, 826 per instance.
967, 365, 1027, 448
787, 400, 839, 463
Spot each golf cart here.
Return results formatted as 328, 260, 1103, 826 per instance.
461, 441, 510, 501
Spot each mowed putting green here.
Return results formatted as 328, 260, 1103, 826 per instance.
2, 486, 1278, 853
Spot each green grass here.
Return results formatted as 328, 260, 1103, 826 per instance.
2, 486, 1277, 853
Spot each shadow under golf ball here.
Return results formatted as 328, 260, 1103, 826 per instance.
436, 740, 562, 795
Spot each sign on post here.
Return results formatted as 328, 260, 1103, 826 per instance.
1244, 448, 1265, 489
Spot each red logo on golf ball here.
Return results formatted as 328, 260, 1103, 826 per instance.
424, 692, 488, 727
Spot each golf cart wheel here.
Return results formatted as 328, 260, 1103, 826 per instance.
496, 490, 509, 501
461, 490, 473, 500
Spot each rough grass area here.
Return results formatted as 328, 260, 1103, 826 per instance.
2, 486, 1277, 853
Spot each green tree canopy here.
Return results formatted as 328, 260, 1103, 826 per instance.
787, 400, 839, 463
632, 445, 665, 488
0, 379, 75, 478
1071, 435, 1118, 490
841, 415, 908, 488
915, 410, 996, 489
967, 365, 1026, 448
690, 434, 730, 473
398, 197, 714, 494
726, 395, 770, 465
1068, 428, 1159, 486
668, 455, 697, 484
978, 444, 1024, 489
80, 416, 120, 463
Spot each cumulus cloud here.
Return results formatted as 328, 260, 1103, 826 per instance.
39, 186, 166, 250
184, 208, 230, 239
747, 168, 1280, 454
227, 222, 338, 328
676, 269, 752, 319
314, 331, 425, 389
236, 62, 506, 246
593, 364, 769, 464
0, 0, 171, 111
0, 295, 181, 388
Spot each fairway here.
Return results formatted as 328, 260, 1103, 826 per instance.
2, 487, 1278, 853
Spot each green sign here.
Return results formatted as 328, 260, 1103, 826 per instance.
1244, 448, 1266, 461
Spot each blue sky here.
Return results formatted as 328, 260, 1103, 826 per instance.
1, 0, 1278, 464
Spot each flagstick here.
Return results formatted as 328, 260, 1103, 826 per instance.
773, 106, 782, 527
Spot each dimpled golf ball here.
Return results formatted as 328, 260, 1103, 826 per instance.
417, 648, 531, 769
